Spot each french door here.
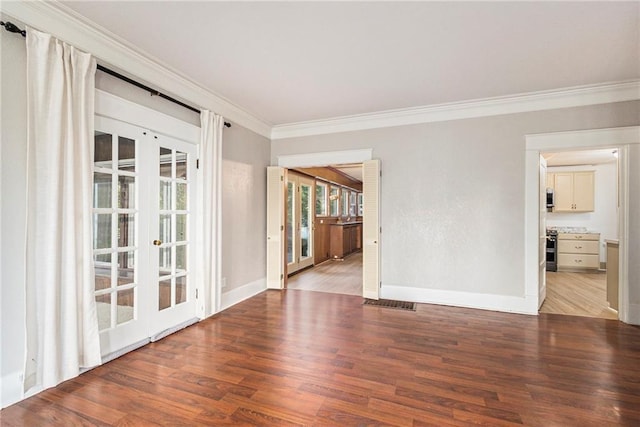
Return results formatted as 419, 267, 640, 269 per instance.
93, 116, 197, 357
286, 173, 314, 275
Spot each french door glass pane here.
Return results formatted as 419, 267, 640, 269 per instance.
176, 276, 187, 305
118, 176, 135, 209
93, 214, 112, 249
118, 137, 136, 171
159, 214, 171, 243
176, 214, 187, 241
94, 132, 112, 168
300, 184, 311, 258
176, 183, 187, 210
93, 173, 112, 208
94, 254, 111, 291
159, 181, 172, 210
176, 151, 187, 179
176, 245, 186, 272
160, 147, 172, 177
117, 251, 135, 286
159, 247, 171, 274
286, 182, 294, 263
117, 214, 135, 247
117, 288, 134, 324
159, 278, 171, 310
96, 294, 111, 331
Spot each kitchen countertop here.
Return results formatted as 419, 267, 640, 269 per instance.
605, 239, 619, 245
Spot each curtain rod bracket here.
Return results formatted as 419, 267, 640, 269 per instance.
2, 20, 232, 128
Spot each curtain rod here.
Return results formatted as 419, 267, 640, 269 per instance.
1, 20, 231, 128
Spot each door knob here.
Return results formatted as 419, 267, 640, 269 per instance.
153, 239, 162, 246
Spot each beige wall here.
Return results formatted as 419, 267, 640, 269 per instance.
271, 101, 640, 304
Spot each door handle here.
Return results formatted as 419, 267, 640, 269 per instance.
153, 239, 162, 246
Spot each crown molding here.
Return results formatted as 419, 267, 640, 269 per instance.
0, 0, 272, 138
271, 80, 640, 140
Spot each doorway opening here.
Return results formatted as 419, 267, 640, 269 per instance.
285, 164, 364, 296
539, 148, 619, 320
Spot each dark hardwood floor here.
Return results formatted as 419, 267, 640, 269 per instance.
3, 290, 640, 426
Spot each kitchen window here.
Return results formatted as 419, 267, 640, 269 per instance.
329, 186, 339, 216
315, 182, 327, 216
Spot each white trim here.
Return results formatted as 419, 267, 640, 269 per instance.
271, 81, 640, 139
96, 90, 200, 143
1, 371, 23, 409
524, 126, 640, 324
381, 285, 538, 315
220, 278, 266, 311
526, 126, 640, 152
277, 149, 373, 168
1, 0, 271, 138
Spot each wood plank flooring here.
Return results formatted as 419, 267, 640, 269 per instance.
540, 271, 618, 320
287, 252, 362, 296
3, 290, 640, 426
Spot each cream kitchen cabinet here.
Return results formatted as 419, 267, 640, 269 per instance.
553, 171, 594, 212
557, 233, 600, 270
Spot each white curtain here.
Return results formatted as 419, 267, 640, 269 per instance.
198, 111, 224, 316
24, 27, 101, 392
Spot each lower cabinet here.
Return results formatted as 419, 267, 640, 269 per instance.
557, 233, 600, 270
329, 223, 362, 260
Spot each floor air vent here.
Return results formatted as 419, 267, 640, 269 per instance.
363, 299, 416, 311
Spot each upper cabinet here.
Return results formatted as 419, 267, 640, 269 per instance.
551, 171, 595, 212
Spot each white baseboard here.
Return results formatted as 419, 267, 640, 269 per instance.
625, 303, 640, 325
381, 285, 539, 315
1, 370, 24, 409
220, 277, 266, 311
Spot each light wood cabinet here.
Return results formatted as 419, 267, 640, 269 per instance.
558, 233, 600, 270
552, 171, 594, 212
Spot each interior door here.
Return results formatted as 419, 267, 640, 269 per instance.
93, 116, 197, 356
266, 167, 285, 289
538, 155, 547, 308
363, 159, 380, 299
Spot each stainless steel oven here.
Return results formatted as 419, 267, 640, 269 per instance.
546, 229, 557, 272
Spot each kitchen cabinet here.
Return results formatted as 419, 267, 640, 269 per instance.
557, 233, 600, 270
329, 222, 362, 260
546, 172, 555, 190
553, 171, 594, 212
606, 240, 619, 311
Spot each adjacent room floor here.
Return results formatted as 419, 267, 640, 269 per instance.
540, 270, 618, 320
286, 251, 363, 296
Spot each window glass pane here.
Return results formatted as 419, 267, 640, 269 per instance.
118, 136, 135, 172
160, 147, 172, 177
96, 294, 111, 331
358, 193, 364, 216
176, 183, 187, 210
159, 214, 172, 243
117, 251, 135, 286
176, 275, 187, 305
93, 213, 112, 249
176, 214, 187, 241
117, 288, 134, 324
315, 183, 326, 216
176, 151, 187, 180
159, 278, 171, 310
286, 182, 294, 263
330, 186, 339, 217
300, 185, 310, 258
159, 180, 172, 210
93, 173, 112, 208
94, 253, 111, 291
341, 190, 349, 216
117, 214, 135, 248
94, 131, 112, 169
118, 175, 135, 209
350, 192, 357, 216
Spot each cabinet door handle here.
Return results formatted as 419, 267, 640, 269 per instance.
575, 246, 582, 249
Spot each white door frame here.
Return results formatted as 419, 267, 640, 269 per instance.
276, 149, 375, 294
524, 126, 640, 323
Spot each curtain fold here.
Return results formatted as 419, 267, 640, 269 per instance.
198, 111, 224, 316
24, 27, 101, 392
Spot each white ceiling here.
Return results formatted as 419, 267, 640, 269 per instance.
61, 1, 639, 126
